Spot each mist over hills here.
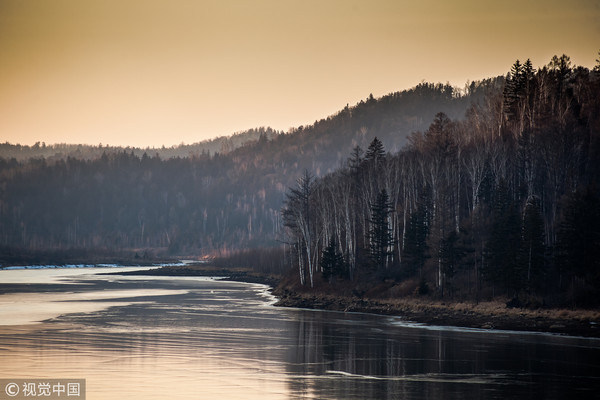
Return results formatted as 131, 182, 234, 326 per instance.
1, 79, 497, 259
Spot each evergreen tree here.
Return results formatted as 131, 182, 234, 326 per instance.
439, 230, 465, 283
369, 188, 394, 269
365, 137, 386, 164
548, 54, 572, 78
321, 237, 345, 281
503, 59, 536, 123
426, 112, 454, 144
403, 192, 430, 277
519, 196, 545, 293
523, 59, 535, 79
503, 59, 522, 119
556, 188, 600, 289
348, 145, 364, 172
483, 180, 522, 295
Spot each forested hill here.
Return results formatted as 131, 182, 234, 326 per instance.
282, 55, 600, 306
3, 54, 598, 308
0, 127, 282, 161
0, 79, 495, 258
1, 80, 496, 162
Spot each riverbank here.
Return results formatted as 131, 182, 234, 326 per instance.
114, 265, 600, 338
273, 288, 600, 338
0, 246, 178, 267
111, 264, 282, 287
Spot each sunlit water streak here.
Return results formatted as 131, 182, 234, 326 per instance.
0, 267, 599, 399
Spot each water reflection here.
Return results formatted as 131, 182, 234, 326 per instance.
0, 269, 599, 400
286, 310, 600, 400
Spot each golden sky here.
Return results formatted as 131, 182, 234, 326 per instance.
0, 0, 598, 147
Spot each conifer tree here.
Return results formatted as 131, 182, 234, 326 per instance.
503, 59, 523, 120
556, 188, 600, 291
369, 188, 394, 269
519, 196, 545, 293
483, 180, 521, 295
439, 229, 471, 297
403, 192, 430, 277
321, 237, 345, 281
348, 145, 364, 172
365, 137, 386, 164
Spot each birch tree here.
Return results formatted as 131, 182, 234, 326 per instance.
283, 170, 318, 287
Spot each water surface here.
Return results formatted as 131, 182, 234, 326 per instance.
0, 268, 598, 399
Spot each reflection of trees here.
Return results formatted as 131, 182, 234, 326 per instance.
285, 310, 591, 400
285, 311, 455, 399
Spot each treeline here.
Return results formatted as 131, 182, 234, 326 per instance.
0, 151, 284, 254
1, 80, 487, 163
282, 55, 600, 307
0, 127, 281, 161
0, 80, 485, 258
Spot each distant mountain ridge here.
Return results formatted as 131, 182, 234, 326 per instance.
0, 78, 504, 257
0, 127, 281, 161
0, 79, 502, 165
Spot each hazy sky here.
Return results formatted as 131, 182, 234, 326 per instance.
0, 0, 598, 147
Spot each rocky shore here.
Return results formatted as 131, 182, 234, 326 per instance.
114, 265, 600, 338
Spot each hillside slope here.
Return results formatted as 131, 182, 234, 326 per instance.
0, 80, 500, 257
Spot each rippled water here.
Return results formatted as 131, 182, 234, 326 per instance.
1, 268, 599, 399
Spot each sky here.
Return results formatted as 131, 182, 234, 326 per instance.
0, 0, 598, 148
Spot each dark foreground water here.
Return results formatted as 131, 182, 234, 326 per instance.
0, 268, 599, 399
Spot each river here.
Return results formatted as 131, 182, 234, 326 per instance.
0, 267, 598, 399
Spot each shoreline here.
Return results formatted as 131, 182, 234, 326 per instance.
273, 289, 600, 338
107, 264, 281, 287
112, 265, 600, 338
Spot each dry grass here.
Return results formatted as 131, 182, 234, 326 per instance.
362, 296, 600, 323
